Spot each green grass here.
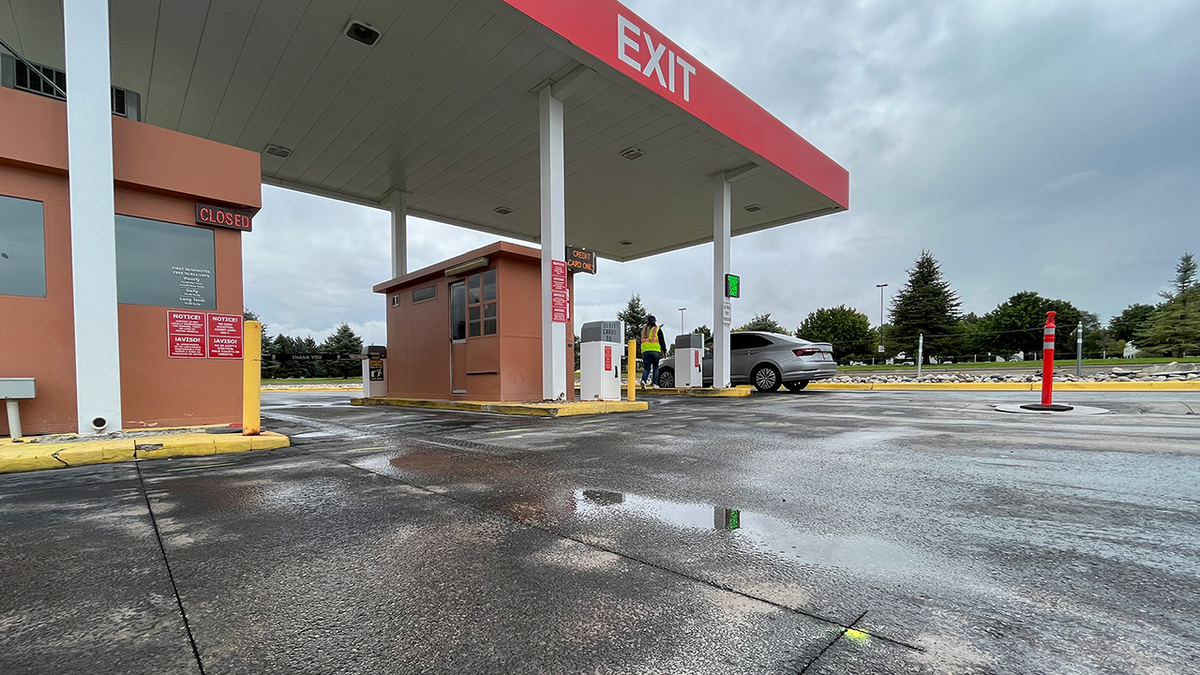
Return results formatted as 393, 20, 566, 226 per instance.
262, 377, 359, 384
840, 357, 1200, 372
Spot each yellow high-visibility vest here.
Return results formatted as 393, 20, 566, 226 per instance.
642, 326, 662, 353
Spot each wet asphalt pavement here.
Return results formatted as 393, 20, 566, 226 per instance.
2, 390, 1199, 674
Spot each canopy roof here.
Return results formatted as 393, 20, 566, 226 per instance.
1, 0, 848, 261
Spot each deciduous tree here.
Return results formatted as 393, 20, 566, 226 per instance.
734, 313, 788, 334
795, 306, 874, 360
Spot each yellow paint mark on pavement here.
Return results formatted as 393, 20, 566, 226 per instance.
844, 629, 870, 643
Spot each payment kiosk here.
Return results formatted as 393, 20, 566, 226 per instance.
675, 334, 705, 388
580, 321, 623, 401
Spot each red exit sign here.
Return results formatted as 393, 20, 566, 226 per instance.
196, 203, 254, 232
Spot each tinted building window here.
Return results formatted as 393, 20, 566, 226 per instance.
0, 194, 46, 298
116, 215, 216, 309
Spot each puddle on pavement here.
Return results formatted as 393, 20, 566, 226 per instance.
574, 489, 920, 575
380, 447, 918, 576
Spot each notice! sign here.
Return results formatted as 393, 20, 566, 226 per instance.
167, 311, 207, 358
551, 260, 570, 324
207, 313, 243, 359
166, 310, 244, 359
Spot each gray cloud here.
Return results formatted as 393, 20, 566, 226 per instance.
244, 0, 1200, 344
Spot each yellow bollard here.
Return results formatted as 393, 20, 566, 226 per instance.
627, 339, 637, 402
243, 320, 262, 436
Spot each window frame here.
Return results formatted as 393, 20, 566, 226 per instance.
466, 268, 498, 338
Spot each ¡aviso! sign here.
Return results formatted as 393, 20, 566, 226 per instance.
551, 260, 570, 324
167, 310, 243, 359
196, 203, 254, 232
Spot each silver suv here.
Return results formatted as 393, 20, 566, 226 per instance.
657, 331, 836, 391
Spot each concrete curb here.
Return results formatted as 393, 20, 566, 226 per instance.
810, 382, 1200, 391
351, 397, 647, 417
0, 429, 291, 474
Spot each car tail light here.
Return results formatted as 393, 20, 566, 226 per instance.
793, 348, 820, 357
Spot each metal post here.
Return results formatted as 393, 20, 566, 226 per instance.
389, 191, 407, 278
539, 86, 568, 401
5, 399, 22, 441
64, 0, 121, 434
917, 333, 924, 378
678, 307, 686, 336
876, 283, 888, 355
1076, 324, 1083, 378
713, 172, 732, 389
627, 340, 637, 402
242, 321, 261, 436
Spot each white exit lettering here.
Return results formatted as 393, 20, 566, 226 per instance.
617, 14, 695, 102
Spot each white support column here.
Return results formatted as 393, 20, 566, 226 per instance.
539, 86, 568, 401
389, 191, 407, 278
64, 0, 121, 434
713, 172, 732, 389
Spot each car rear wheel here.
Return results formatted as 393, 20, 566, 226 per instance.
752, 365, 782, 392
658, 368, 675, 389
784, 380, 809, 392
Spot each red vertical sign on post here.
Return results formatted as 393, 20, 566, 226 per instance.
167, 311, 207, 358
550, 260, 570, 323
604, 345, 612, 371
207, 313, 244, 359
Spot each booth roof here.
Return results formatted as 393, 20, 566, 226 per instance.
373, 241, 541, 294
1, 0, 848, 262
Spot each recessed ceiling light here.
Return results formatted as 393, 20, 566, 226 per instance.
345, 20, 380, 46
620, 147, 643, 160
744, 204, 762, 213
494, 207, 513, 215
265, 145, 292, 158
619, 240, 633, 246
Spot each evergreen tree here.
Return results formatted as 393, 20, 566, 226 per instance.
1138, 287, 1200, 357
1108, 304, 1156, 342
888, 251, 961, 361
795, 306, 874, 360
616, 293, 648, 343
320, 323, 364, 378
1160, 252, 1198, 301
734, 313, 788, 334
690, 325, 713, 340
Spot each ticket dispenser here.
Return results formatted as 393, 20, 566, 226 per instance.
361, 345, 387, 398
580, 321, 622, 400
675, 334, 705, 388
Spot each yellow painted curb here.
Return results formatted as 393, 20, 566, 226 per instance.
0, 429, 290, 475
635, 386, 752, 397
810, 381, 1200, 391
351, 397, 648, 417
262, 387, 363, 392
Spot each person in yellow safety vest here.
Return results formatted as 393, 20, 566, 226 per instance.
639, 315, 669, 388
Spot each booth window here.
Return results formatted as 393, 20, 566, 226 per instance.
0, 194, 46, 298
466, 269, 497, 337
115, 214, 216, 309
412, 285, 435, 303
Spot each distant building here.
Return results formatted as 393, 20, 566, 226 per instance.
1124, 341, 1140, 358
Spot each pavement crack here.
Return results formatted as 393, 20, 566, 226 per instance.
50, 449, 69, 467
798, 610, 868, 674
135, 462, 207, 675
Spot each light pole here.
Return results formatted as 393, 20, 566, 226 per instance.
876, 284, 888, 360
678, 307, 686, 336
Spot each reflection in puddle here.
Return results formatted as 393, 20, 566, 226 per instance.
574, 489, 917, 574
381, 446, 916, 575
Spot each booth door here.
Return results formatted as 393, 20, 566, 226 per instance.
450, 281, 468, 394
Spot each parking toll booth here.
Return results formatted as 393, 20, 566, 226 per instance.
580, 321, 622, 401
373, 242, 574, 402
675, 334, 706, 389
361, 346, 387, 398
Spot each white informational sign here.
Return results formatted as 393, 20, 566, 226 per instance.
722, 301, 732, 327
878, 345, 885, 353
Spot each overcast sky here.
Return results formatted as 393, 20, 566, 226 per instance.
244, 0, 1200, 345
